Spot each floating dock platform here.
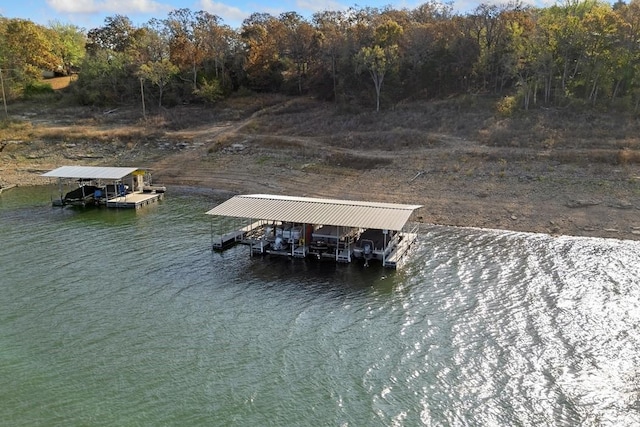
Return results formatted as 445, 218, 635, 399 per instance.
105, 191, 164, 209
42, 166, 165, 209
206, 194, 422, 269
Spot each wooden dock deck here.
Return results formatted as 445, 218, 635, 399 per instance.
106, 192, 164, 209
212, 220, 267, 250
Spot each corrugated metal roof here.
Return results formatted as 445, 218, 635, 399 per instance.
42, 166, 139, 180
206, 194, 422, 231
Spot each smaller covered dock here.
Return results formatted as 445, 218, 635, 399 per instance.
206, 194, 422, 268
42, 166, 165, 209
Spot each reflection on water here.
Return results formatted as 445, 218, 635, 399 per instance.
1, 186, 639, 426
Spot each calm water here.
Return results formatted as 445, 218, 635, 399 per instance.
1, 186, 639, 426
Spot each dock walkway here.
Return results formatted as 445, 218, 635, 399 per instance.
106, 192, 164, 209
212, 220, 267, 250
383, 232, 417, 268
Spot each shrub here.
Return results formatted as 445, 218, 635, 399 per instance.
23, 81, 54, 97
496, 96, 518, 117
194, 78, 224, 103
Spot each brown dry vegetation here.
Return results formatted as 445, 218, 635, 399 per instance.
2, 82, 640, 240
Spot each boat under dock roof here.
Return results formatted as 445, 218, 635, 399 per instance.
205, 194, 422, 231
42, 165, 165, 209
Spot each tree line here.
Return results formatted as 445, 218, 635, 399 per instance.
2, 0, 640, 112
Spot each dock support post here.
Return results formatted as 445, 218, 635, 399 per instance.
382, 229, 388, 267
57, 178, 64, 206
210, 220, 214, 251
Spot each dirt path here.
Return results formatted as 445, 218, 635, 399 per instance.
149, 113, 640, 241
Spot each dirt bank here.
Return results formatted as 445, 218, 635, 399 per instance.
2, 97, 640, 241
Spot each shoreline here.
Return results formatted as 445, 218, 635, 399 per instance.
4, 167, 640, 242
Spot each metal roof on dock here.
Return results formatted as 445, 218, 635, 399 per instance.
206, 194, 422, 231
42, 166, 139, 180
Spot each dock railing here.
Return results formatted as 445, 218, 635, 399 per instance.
383, 223, 420, 267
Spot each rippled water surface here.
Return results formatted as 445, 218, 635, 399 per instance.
1, 186, 639, 426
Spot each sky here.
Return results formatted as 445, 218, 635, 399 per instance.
1, 0, 561, 31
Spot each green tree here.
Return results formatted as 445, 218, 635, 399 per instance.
138, 59, 179, 107
86, 15, 137, 54
614, 0, 640, 108
48, 21, 86, 75
355, 19, 402, 111
80, 15, 154, 105
356, 44, 398, 111
76, 50, 129, 105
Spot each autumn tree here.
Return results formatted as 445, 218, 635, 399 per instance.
278, 12, 320, 94
614, 0, 640, 109
401, 3, 458, 97
138, 19, 171, 63
165, 8, 205, 91
580, 4, 625, 104
240, 13, 285, 91
194, 11, 235, 91
499, 8, 537, 108
0, 19, 60, 82
313, 10, 348, 101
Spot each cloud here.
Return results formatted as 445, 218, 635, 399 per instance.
46, 0, 171, 15
295, 0, 346, 14
197, 0, 249, 23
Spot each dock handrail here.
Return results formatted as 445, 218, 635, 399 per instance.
384, 231, 402, 257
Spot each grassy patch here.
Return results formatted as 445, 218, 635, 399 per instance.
323, 152, 393, 170
549, 149, 618, 165
23, 81, 55, 97
253, 137, 304, 150
617, 148, 640, 165
33, 126, 156, 144
0, 120, 34, 139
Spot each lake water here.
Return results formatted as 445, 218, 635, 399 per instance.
1, 186, 639, 426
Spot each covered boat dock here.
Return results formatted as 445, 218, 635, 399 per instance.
206, 194, 422, 268
42, 166, 165, 209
